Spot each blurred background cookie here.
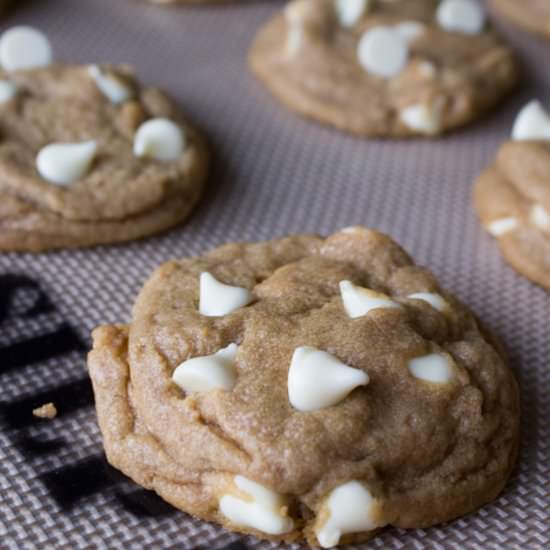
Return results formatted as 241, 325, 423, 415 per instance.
0, 26, 208, 252
474, 100, 550, 290
249, 0, 519, 138
489, 0, 550, 39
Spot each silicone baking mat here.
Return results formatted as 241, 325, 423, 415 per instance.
0, 0, 548, 548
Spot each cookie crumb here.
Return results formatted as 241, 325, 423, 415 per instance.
32, 402, 57, 419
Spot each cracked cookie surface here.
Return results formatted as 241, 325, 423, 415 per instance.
249, 0, 519, 137
88, 228, 519, 547
0, 64, 207, 251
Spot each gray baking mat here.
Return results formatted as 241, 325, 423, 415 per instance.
0, 0, 548, 548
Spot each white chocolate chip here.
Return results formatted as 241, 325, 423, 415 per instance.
285, 0, 309, 23
400, 101, 443, 135
219, 475, 294, 536
530, 204, 550, 232
340, 225, 367, 234
418, 61, 437, 79
511, 100, 550, 141
0, 26, 52, 71
199, 272, 253, 317
88, 65, 134, 105
436, 0, 486, 35
134, 118, 185, 161
408, 292, 449, 312
408, 353, 455, 384
288, 346, 369, 411
339, 280, 401, 319
284, 0, 308, 57
487, 217, 518, 237
357, 26, 409, 79
36, 141, 97, 186
335, 0, 371, 28
315, 481, 384, 548
394, 21, 426, 43
172, 343, 238, 393
286, 25, 303, 58
0, 80, 18, 103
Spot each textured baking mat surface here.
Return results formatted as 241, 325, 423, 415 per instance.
0, 0, 548, 548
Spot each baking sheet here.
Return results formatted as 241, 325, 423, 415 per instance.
0, 0, 548, 548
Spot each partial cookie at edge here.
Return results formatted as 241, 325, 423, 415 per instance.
489, 0, 550, 39
0, 63, 208, 252
474, 102, 550, 289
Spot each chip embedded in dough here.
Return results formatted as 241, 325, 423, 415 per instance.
474, 100, 550, 290
249, 0, 519, 137
88, 228, 519, 548
0, 28, 208, 252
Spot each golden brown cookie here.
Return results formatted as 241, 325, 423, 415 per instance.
0, 27, 208, 252
88, 227, 519, 548
474, 100, 550, 289
489, 0, 550, 39
249, 0, 519, 138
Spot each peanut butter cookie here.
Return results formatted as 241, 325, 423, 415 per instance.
474, 100, 550, 289
88, 227, 519, 548
0, 27, 208, 252
249, 0, 519, 137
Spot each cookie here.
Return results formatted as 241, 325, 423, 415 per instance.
249, 0, 519, 137
32, 402, 57, 419
88, 227, 519, 548
0, 27, 208, 252
489, 0, 550, 39
474, 100, 550, 289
